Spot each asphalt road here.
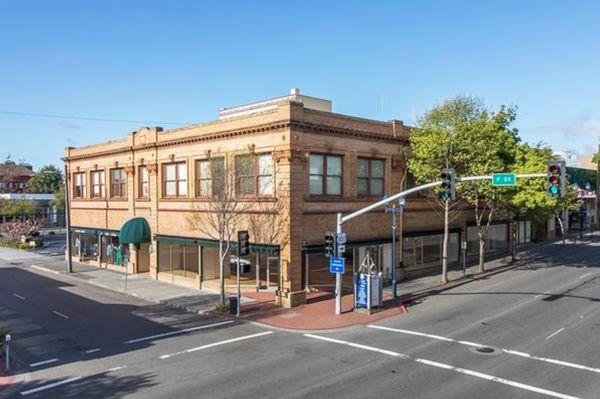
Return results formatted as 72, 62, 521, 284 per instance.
2, 236, 600, 399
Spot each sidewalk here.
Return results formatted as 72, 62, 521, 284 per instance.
232, 244, 546, 330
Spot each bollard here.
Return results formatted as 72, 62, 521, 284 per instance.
4, 333, 11, 371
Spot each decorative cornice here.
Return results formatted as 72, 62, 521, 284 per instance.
64, 119, 406, 162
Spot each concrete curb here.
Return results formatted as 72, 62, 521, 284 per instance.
28, 263, 224, 316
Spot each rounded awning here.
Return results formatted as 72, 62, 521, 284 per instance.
119, 217, 151, 250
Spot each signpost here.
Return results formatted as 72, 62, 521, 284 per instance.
492, 173, 516, 186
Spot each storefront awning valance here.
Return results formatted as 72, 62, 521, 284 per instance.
119, 218, 151, 250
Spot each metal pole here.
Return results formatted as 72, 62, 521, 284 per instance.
4, 334, 10, 371
64, 163, 73, 273
255, 252, 260, 292
236, 257, 241, 317
391, 204, 397, 299
335, 212, 342, 315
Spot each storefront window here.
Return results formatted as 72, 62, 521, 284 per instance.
402, 233, 459, 273
157, 241, 199, 278
467, 224, 508, 256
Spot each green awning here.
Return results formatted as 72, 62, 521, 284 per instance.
119, 217, 151, 250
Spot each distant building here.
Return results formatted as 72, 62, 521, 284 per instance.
579, 154, 597, 171
0, 161, 36, 193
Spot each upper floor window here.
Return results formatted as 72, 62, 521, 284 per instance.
309, 154, 342, 196
357, 158, 384, 196
91, 170, 105, 198
196, 157, 225, 197
110, 168, 126, 198
73, 172, 86, 198
235, 153, 273, 196
163, 162, 187, 198
138, 166, 149, 199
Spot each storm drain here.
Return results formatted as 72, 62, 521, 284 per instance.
476, 347, 496, 354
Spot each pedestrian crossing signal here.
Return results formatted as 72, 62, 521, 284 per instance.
324, 232, 336, 258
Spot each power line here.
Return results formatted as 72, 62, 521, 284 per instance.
0, 110, 190, 126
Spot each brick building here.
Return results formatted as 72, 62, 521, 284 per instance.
64, 89, 525, 307
0, 161, 36, 193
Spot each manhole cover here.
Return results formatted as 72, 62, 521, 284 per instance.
469, 345, 500, 356
476, 347, 496, 354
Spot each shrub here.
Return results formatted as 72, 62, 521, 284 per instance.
213, 300, 231, 314
0, 327, 10, 345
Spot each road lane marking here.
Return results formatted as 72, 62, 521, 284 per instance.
107, 365, 127, 372
52, 310, 70, 319
29, 358, 59, 368
545, 327, 565, 340
13, 293, 26, 300
413, 357, 580, 399
83, 348, 100, 354
125, 320, 234, 344
305, 334, 580, 399
159, 331, 274, 359
579, 272, 592, 279
304, 334, 409, 358
20, 376, 83, 396
367, 325, 485, 348
368, 325, 600, 375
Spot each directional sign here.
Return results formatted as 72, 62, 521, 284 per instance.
492, 173, 516, 186
329, 257, 345, 274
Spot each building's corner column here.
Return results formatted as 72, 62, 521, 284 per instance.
273, 144, 306, 308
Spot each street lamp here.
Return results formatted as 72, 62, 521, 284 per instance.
385, 196, 406, 299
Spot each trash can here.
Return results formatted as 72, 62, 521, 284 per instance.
229, 296, 237, 315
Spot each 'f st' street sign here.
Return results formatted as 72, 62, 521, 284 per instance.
492, 173, 516, 186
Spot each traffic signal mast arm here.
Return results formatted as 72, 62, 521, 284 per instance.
339, 173, 546, 225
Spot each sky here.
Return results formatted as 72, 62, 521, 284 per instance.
1, 0, 599, 170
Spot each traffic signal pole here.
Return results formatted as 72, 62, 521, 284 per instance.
333, 172, 546, 315
335, 213, 343, 315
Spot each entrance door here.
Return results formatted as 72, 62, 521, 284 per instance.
137, 243, 150, 273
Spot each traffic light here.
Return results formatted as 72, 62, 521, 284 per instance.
547, 161, 565, 198
440, 168, 456, 201
324, 231, 336, 258
237, 230, 250, 257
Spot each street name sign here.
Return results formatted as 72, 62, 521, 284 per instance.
492, 173, 516, 186
329, 257, 345, 274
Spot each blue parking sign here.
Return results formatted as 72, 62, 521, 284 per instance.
329, 257, 345, 274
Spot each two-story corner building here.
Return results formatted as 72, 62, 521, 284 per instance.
64, 89, 525, 307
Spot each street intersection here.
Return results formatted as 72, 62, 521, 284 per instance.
1, 236, 600, 398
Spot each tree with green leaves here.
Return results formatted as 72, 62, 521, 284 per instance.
25, 165, 63, 194
505, 144, 578, 246
410, 96, 520, 277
